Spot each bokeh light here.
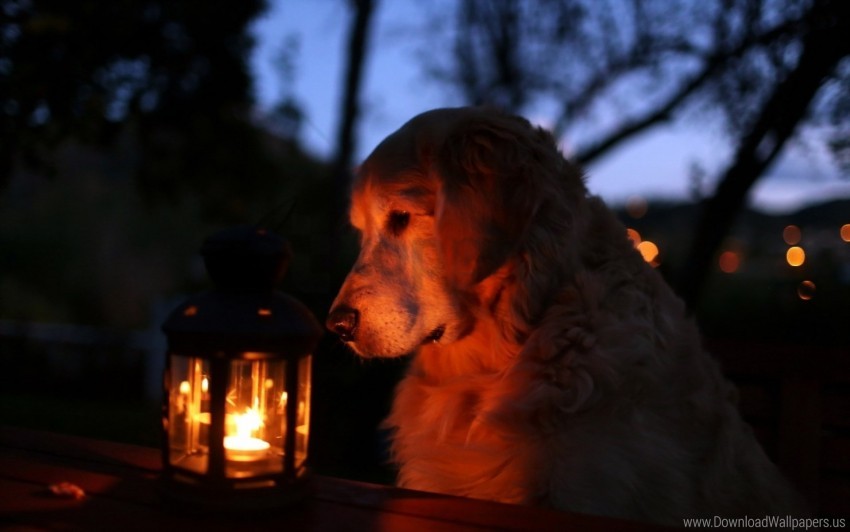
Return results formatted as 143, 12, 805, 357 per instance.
783, 225, 801, 245
786, 246, 805, 267
797, 280, 816, 301
718, 251, 740, 273
841, 224, 850, 243
626, 228, 641, 246
637, 240, 659, 265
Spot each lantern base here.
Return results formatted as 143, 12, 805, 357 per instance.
158, 471, 311, 513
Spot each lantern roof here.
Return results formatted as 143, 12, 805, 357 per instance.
202, 225, 291, 292
162, 226, 322, 356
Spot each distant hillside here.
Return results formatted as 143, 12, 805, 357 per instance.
613, 197, 850, 346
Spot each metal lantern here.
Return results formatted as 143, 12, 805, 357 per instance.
160, 226, 322, 509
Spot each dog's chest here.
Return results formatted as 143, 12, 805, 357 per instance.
387, 373, 533, 503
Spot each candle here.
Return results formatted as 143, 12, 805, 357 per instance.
224, 407, 270, 462
224, 435, 271, 461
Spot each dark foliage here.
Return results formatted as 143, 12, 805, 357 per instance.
0, 0, 287, 221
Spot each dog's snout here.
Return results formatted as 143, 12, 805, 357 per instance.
326, 306, 359, 342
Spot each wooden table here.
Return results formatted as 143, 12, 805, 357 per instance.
0, 426, 664, 531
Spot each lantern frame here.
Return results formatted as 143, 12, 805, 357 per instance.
159, 226, 321, 510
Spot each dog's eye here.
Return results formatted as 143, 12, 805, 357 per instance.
387, 210, 410, 236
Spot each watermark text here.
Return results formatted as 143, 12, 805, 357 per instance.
683, 515, 846, 529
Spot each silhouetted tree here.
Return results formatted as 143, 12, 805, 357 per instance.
421, 0, 850, 306
677, 0, 850, 305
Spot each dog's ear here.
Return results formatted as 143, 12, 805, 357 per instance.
434, 113, 550, 287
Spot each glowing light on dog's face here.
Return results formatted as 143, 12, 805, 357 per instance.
331, 177, 466, 358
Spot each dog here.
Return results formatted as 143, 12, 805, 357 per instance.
326, 107, 805, 525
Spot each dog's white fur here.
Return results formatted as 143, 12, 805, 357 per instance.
328, 107, 805, 525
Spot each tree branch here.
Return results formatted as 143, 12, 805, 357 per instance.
571, 11, 807, 165
574, 61, 717, 165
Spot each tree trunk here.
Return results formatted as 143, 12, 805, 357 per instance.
324, 0, 378, 289
674, 0, 850, 308
331, 0, 377, 220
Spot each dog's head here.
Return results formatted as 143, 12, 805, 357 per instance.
327, 107, 588, 358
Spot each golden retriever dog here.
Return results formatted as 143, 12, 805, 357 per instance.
326, 107, 804, 525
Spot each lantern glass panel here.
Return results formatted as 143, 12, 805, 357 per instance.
295, 355, 311, 469
224, 357, 285, 478
168, 355, 211, 474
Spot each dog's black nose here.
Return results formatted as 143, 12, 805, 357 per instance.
326, 306, 359, 342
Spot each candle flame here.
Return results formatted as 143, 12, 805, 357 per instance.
224, 408, 271, 459
233, 407, 263, 439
